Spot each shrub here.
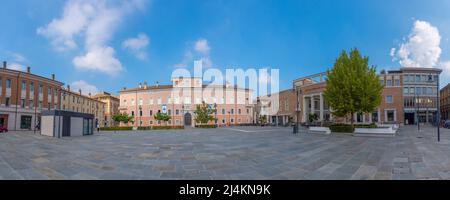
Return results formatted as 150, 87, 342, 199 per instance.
195, 124, 217, 128
100, 127, 133, 131
137, 126, 152, 130
354, 123, 378, 128
152, 126, 184, 130
329, 124, 354, 133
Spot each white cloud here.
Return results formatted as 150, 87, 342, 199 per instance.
70, 80, 99, 96
391, 20, 450, 86
122, 33, 150, 60
7, 63, 26, 71
73, 46, 122, 76
37, 0, 147, 76
194, 39, 211, 55
391, 20, 442, 68
175, 38, 213, 68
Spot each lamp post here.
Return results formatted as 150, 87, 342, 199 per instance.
428, 73, 440, 142
214, 103, 217, 127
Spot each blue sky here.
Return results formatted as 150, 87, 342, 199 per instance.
1, 0, 450, 95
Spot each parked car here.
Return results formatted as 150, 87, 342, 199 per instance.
0, 126, 8, 133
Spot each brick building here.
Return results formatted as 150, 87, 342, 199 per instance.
119, 77, 254, 127
0, 62, 63, 131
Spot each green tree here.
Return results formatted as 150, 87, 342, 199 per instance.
308, 113, 318, 123
194, 102, 217, 125
323, 48, 383, 126
112, 113, 134, 125
154, 112, 171, 126
258, 115, 267, 125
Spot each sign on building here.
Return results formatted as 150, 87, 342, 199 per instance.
162, 104, 167, 114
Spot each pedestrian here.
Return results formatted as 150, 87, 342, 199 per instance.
97, 123, 100, 132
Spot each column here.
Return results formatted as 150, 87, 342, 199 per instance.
311, 96, 315, 117
302, 96, 307, 123
319, 93, 324, 121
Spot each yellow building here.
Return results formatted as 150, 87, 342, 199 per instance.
60, 86, 106, 127
92, 92, 120, 127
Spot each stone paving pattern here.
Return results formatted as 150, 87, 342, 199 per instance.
1, 125, 450, 180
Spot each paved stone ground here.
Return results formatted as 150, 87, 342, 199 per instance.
1, 125, 450, 180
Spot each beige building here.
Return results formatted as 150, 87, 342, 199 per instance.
60, 86, 106, 127
92, 92, 120, 127
119, 77, 254, 127
0, 62, 63, 131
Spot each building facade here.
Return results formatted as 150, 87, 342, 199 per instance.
256, 89, 297, 126
0, 62, 63, 131
92, 92, 120, 127
402, 68, 441, 125
119, 77, 254, 127
60, 87, 106, 127
440, 83, 450, 121
291, 67, 441, 125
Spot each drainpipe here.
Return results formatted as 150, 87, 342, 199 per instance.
14, 71, 21, 131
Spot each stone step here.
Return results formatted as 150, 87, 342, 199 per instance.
353, 133, 395, 138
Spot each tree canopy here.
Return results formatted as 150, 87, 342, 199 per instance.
154, 112, 171, 125
112, 113, 134, 124
323, 48, 384, 125
194, 102, 217, 125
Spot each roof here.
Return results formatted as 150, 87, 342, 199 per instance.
0, 67, 64, 85
61, 89, 105, 104
120, 84, 252, 93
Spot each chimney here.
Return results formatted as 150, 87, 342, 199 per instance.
67, 85, 71, 92
52, 74, 55, 80
3, 61, 6, 69
89, 93, 91, 97
123, 87, 127, 91
144, 81, 148, 89
27, 66, 30, 73
79, 89, 82, 95
138, 83, 142, 89
156, 81, 159, 87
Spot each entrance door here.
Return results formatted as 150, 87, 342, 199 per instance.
184, 113, 192, 126
62, 116, 71, 137
0, 115, 8, 128
405, 113, 415, 125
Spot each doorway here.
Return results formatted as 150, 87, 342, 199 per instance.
184, 113, 192, 126
0, 114, 8, 128
405, 113, 415, 125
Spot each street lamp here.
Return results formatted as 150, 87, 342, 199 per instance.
214, 103, 217, 127
429, 74, 440, 142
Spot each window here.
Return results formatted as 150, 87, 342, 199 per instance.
168, 110, 172, 115
39, 85, 43, 93
238, 109, 241, 114
386, 80, 392, 86
0, 77, 2, 87
150, 121, 153, 125
222, 119, 225, 124
372, 112, 378, 122
5, 97, 10, 107
222, 109, 225, 114
131, 99, 135, 105
416, 75, 420, 82
157, 98, 162, 105
21, 99, 25, 108
176, 109, 179, 115
404, 75, 409, 82
30, 82, 34, 93
20, 116, 32, 129
139, 110, 142, 117
29, 100, 34, 108
6, 79, 11, 88
196, 98, 201, 104
21, 81, 26, 91
379, 80, 384, 86
149, 98, 154, 105
139, 98, 143, 106
168, 98, 171, 104
231, 109, 234, 114
416, 87, 422, 95
387, 110, 395, 122
404, 88, 409, 95
386, 95, 393, 104
221, 98, 225, 104
410, 88, 415, 95
394, 79, 400, 86
150, 110, 153, 116
247, 109, 249, 114
131, 111, 135, 116
184, 97, 191, 104
231, 118, 234, 123
427, 87, 432, 95
356, 113, 363, 123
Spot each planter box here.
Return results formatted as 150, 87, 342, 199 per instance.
354, 126, 396, 137
309, 127, 331, 135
